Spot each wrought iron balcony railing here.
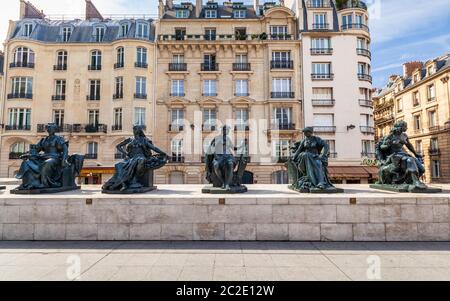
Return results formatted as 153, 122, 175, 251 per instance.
169, 63, 187, 71
270, 60, 293, 69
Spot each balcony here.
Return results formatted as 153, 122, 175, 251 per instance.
269, 34, 293, 40
4, 125, 31, 131
337, 0, 368, 10
71, 124, 108, 134
52, 95, 65, 101
312, 99, 335, 106
53, 64, 67, 71
115, 153, 126, 160
7, 93, 33, 100
358, 73, 372, 82
428, 148, 441, 156
9, 152, 26, 159
270, 60, 293, 69
429, 126, 440, 132
271, 92, 295, 99
271, 123, 296, 131
359, 99, 373, 107
311, 73, 334, 80
88, 65, 101, 71
204, 34, 217, 41
202, 93, 218, 97
86, 95, 100, 101
311, 48, 333, 55
202, 124, 217, 132
306, 0, 331, 8
201, 63, 219, 72
312, 23, 330, 30
135, 62, 148, 68
313, 126, 336, 133
169, 124, 184, 132
113, 93, 123, 100
170, 92, 185, 97
114, 62, 124, 69
357, 48, 371, 58
111, 125, 122, 131
10, 62, 34, 69
169, 156, 185, 163
360, 126, 375, 134
235, 92, 250, 97
232, 63, 251, 71
427, 97, 436, 103
37, 124, 71, 133
85, 153, 98, 160
341, 23, 369, 32
169, 63, 187, 72
134, 93, 147, 99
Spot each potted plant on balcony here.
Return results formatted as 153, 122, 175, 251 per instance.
259, 32, 267, 40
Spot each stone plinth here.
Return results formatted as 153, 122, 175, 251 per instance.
0, 184, 449, 241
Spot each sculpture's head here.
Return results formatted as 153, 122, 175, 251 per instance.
302, 127, 314, 138
393, 120, 407, 134
132, 125, 146, 138
222, 125, 231, 136
46, 123, 58, 135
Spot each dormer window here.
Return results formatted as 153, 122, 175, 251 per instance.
62, 27, 72, 42
119, 22, 130, 37
233, 10, 246, 18
205, 9, 217, 18
413, 73, 420, 83
23, 23, 34, 37
176, 10, 189, 18
428, 65, 435, 76
136, 22, 149, 38
94, 26, 105, 42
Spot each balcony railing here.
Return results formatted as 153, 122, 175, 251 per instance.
202, 92, 218, 97
270, 60, 293, 69
360, 126, 375, 134
312, 23, 330, 30
312, 73, 334, 80
169, 124, 184, 132
88, 64, 101, 71
5, 125, 31, 131
232, 63, 251, 71
37, 124, 71, 133
358, 73, 372, 82
169, 63, 187, 71
271, 123, 296, 130
135, 62, 148, 68
271, 92, 295, 99
9, 152, 26, 159
337, 0, 368, 11
429, 126, 440, 132
170, 92, 185, 97
202, 124, 217, 132
159, 34, 294, 41
52, 95, 66, 101
169, 156, 185, 163
111, 125, 122, 131
53, 64, 67, 71
71, 124, 108, 134
428, 148, 441, 156
114, 62, 124, 69
359, 99, 373, 107
134, 93, 147, 99
113, 93, 123, 100
306, 0, 331, 8
234, 92, 250, 97
427, 97, 436, 102
201, 63, 219, 71
7, 93, 33, 99
341, 23, 369, 32
10, 62, 34, 68
86, 95, 100, 101
85, 153, 98, 160
313, 126, 336, 133
311, 48, 333, 55
312, 99, 335, 106
356, 48, 371, 58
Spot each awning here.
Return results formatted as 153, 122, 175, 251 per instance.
328, 166, 378, 179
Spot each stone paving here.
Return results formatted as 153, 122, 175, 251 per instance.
1, 241, 450, 281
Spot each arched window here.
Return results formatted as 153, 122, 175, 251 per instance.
9, 141, 28, 158
272, 170, 288, 184
12, 47, 35, 67
55, 50, 68, 70
169, 171, 185, 184
89, 50, 102, 70
116, 47, 124, 68
86, 142, 98, 159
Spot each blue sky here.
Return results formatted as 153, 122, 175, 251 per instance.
1, 0, 449, 88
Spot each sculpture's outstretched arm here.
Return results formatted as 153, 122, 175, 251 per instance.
405, 137, 421, 157
147, 141, 167, 156
116, 138, 131, 156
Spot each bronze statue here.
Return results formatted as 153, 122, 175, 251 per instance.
371, 120, 441, 193
11, 123, 84, 194
102, 125, 168, 193
288, 127, 343, 193
202, 125, 248, 194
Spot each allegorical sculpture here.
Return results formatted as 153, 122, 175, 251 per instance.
11, 123, 84, 194
102, 125, 168, 194
288, 127, 343, 193
202, 125, 248, 194
371, 120, 441, 193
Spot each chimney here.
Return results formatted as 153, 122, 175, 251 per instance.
19, 0, 45, 19
402, 61, 423, 78
254, 0, 260, 14
196, 0, 202, 18
85, 0, 104, 21
166, 0, 173, 9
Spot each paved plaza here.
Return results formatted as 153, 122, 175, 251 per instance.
1, 241, 450, 281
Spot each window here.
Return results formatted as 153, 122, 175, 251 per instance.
428, 110, 438, 128
432, 160, 441, 178
313, 114, 334, 127
413, 114, 422, 131
10, 142, 28, 155
428, 65, 435, 76
13, 47, 35, 65
54, 80, 66, 98
88, 110, 99, 125
171, 139, 184, 161
88, 80, 101, 100
430, 138, 439, 151
175, 10, 189, 18
312, 88, 333, 105
114, 108, 122, 128
427, 84, 436, 101
87, 142, 98, 155
134, 108, 146, 126
119, 22, 129, 37
23, 23, 34, 36
358, 62, 370, 75
272, 51, 290, 62
171, 109, 184, 128
235, 54, 248, 63
312, 38, 331, 50
62, 27, 72, 42
53, 109, 64, 126
272, 170, 288, 184
203, 109, 217, 128
272, 78, 292, 92
116, 47, 124, 67
273, 140, 290, 159
235, 108, 249, 130
413, 91, 420, 106
270, 26, 288, 39
205, 10, 217, 18
114, 77, 123, 98
355, 14, 363, 25
326, 140, 336, 156
396, 98, 403, 112
94, 26, 105, 42
135, 77, 147, 97
136, 47, 147, 66
233, 10, 246, 18
205, 28, 216, 40
415, 140, 423, 155
342, 14, 353, 27
175, 28, 186, 40
203, 54, 216, 70
236, 138, 249, 156
172, 54, 184, 63
8, 108, 31, 129
357, 38, 368, 49
361, 140, 374, 156
235, 80, 248, 96
90, 50, 102, 68
136, 22, 149, 38
203, 80, 217, 96
11, 77, 33, 96
360, 114, 373, 127
312, 62, 331, 74
56, 50, 68, 68
313, 13, 327, 29
171, 80, 185, 96
273, 107, 292, 126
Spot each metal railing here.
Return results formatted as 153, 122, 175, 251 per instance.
7, 93, 33, 99
311, 48, 333, 55
359, 99, 373, 107
312, 23, 330, 30
358, 73, 372, 82
311, 73, 334, 80
134, 93, 147, 99
135, 62, 148, 68
312, 99, 335, 106
53, 64, 67, 71
232, 63, 251, 71
52, 95, 65, 101
313, 126, 336, 133
270, 60, 293, 69
271, 123, 296, 130
5, 125, 31, 131
88, 64, 101, 71
10, 62, 34, 68
271, 92, 295, 99
114, 62, 124, 69
360, 126, 375, 134
169, 63, 187, 71
356, 48, 371, 58
201, 63, 219, 71
341, 23, 370, 32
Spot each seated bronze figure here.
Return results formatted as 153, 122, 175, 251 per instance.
11, 123, 84, 194
102, 125, 168, 194
202, 126, 248, 194
288, 127, 342, 193
371, 121, 441, 193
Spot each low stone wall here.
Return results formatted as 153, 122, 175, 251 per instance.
0, 185, 449, 241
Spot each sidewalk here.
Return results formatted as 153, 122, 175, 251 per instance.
1, 241, 450, 281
